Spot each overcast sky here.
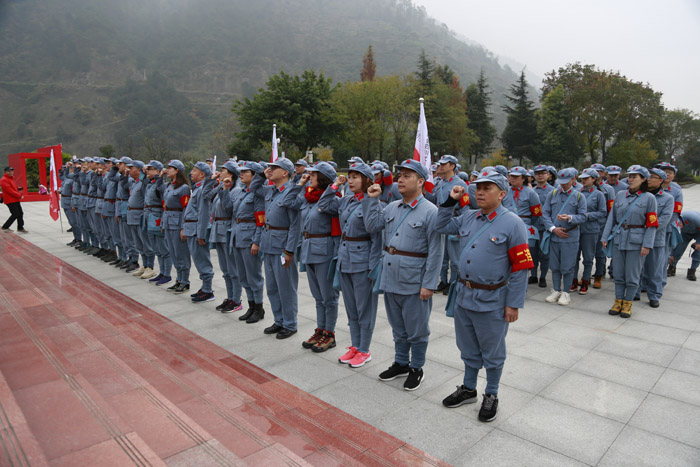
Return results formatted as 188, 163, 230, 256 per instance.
415, 0, 700, 113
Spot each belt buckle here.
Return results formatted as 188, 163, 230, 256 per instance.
303, 232, 309, 239
388, 246, 396, 255
464, 280, 472, 288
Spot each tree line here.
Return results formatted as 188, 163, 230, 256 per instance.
231, 48, 700, 177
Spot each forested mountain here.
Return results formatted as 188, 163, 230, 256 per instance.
0, 0, 531, 160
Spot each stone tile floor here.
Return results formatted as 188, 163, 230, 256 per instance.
4, 185, 700, 466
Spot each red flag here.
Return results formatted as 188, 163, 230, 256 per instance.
413, 98, 434, 192
48, 149, 60, 221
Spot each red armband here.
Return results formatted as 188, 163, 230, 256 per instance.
255, 211, 266, 227
645, 212, 658, 227
459, 193, 470, 208
331, 217, 342, 236
674, 201, 683, 214
179, 195, 190, 208
530, 204, 542, 217
382, 172, 393, 186
607, 199, 614, 212
508, 243, 534, 272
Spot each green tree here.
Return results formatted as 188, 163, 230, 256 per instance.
360, 45, 376, 82
415, 49, 434, 91
465, 69, 497, 159
98, 145, 115, 158
502, 71, 538, 165
232, 70, 339, 157
660, 109, 699, 159
607, 139, 658, 169
536, 84, 580, 166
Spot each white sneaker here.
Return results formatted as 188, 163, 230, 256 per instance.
558, 292, 571, 306
545, 289, 562, 303
140, 267, 156, 279
132, 267, 145, 277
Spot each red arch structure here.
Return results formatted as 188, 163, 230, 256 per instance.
7, 144, 63, 202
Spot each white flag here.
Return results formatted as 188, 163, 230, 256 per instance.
48, 149, 60, 220
271, 124, 279, 163
413, 98, 434, 192
212, 155, 217, 173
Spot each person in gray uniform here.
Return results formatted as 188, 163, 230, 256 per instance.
102, 159, 121, 265
60, 162, 81, 246
572, 168, 607, 295
210, 161, 244, 312
434, 168, 532, 422
591, 164, 616, 289
602, 165, 658, 318
143, 161, 172, 285
364, 159, 444, 391
125, 160, 147, 274
542, 168, 587, 306
294, 162, 341, 352
319, 162, 383, 368
292, 159, 309, 184
249, 157, 302, 339
658, 162, 684, 277
426, 155, 469, 295
670, 211, 700, 281
231, 161, 266, 324
530, 164, 554, 288
635, 168, 674, 306
115, 157, 134, 270
183, 161, 216, 303
162, 160, 192, 294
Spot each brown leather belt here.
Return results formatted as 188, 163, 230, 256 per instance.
236, 218, 255, 224
145, 205, 162, 209
214, 217, 232, 221
519, 215, 532, 218
118, 198, 128, 201
184, 219, 197, 223
265, 224, 288, 231
105, 199, 115, 203
89, 195, 99, 198
622, 224, 644, 229
164, 207, 183, 211
63, 195, 72, 198
459, 278, 507, 290
128, 207, 143, 211
304, 232, 331, 239
563, 225, 578, 232
384, 246, 427, 258
342, 234, 370, 241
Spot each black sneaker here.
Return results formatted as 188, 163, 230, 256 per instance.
649, 299, 660, 308
378, 362, 410, 381
215, 299, 230, 311
173, 283, 190, 294
528, 276, 538, 285
442, 385, 477, 408
167, 281, 181, 292
192, 292, 214, 303
539, 277, 547, 288
264, 324, 283, 334
190, 289, 203, 298
403, 368, 424, 391
478, 394, 498, 422
276, 328, 297, 339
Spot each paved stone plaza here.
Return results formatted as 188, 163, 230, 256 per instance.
9, 185, 700, 466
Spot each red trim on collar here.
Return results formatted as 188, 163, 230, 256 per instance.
448, 177, 453, 182
354, 193, 365, 201
488, 211, 497, 221
410, 199, 418, 207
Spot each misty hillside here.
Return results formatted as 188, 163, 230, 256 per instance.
0, 0, 534, 159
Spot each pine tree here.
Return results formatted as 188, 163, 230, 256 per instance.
360, 45, 376, 82
502, 71, 538, 165
465, 69, 496, 158
415, 49, 434, 90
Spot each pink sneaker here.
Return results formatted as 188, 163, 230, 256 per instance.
338, 346, 358, 364
348, 351, 372, 368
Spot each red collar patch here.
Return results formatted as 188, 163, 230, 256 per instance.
448, 177, 453, 182
410, 199, 418, 207
354, 193, 364, 201
195, 181, 202, 187
279, 184, 286, 192
488, 211, 498, 221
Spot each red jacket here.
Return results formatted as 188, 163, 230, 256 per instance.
0, 174, 22, 204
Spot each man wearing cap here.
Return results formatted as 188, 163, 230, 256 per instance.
250, 157, 302, 339
434, 168, 532, 422
635, 168, 674, 305
59, 162, 80, 244
293, 159, 309, 184
670, 211, 700, 281
572, 169, 607, 295
1, 166, 28, 233
590, 164, 616, 288
76, 159, 93, 251
602, 165, 658, 318
506, 167, 542, 277
70, 160, 87, 248
143, 161, 171, 285
125, 160, 148, 274
232, 161, 266, 323
530, 165, 554, 287
605, 166, 628, 195
364, 159, 444, 391
102, 159, 122, 265
371, 163, 401, 205
114, 157, 133, 268
183, 161, 216, 302
426, 155, 469, 294
659, 163, 684, 277
542, 168, 587, 306
90, 158, 108, 258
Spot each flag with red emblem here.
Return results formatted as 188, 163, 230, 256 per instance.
508, 243, 535, 272
412, 97, 434, 193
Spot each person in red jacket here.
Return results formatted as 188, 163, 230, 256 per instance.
1, 167, 28, 233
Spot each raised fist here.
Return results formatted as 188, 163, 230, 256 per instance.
223, 177, 232, 188
298, 173, 311, 186
212, 171, 220, 180
367, 183, 382, 198
450, 185, 465, 200
335, 175, 347, 186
